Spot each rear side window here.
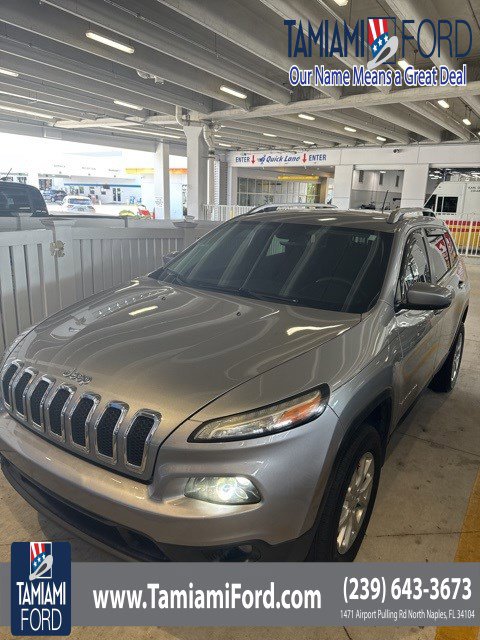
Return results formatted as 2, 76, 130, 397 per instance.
29, 186, 48, 216
426, 230, 451, 281
444, 231, 458, 267
0, 184, 31, 216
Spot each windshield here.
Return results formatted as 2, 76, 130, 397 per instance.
152, 220, 393, 313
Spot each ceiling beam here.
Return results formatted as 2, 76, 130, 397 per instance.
356, 105, 442, 142
0, 36, 203, 115
205, 81, 480, 121
158, 0, 341, 99
220, 117, 350, 145
275, 115, 381, 144
405, 102, 472, 141
309, 110, 411, 144
42, 0, 291, 105
0, 78, 139, 118
0, 0, 248, 108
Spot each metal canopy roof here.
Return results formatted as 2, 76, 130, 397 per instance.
0, 0, 478, 152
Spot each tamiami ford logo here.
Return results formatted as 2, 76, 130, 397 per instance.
11, 541, 71, 636
285, 17, 471, 88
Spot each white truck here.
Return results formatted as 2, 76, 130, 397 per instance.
425, 180, 480, 215
425, 180, 480, 254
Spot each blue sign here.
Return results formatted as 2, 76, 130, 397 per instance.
11, 541, 71, 636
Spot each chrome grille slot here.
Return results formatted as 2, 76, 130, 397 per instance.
29, 379, 51, 427
96, 403, 125, 460
125, 413, 158, 469
47, 387, 72, 437
2, 362, 19, 407
70, 396, 95, 448
13, 371, 33, 416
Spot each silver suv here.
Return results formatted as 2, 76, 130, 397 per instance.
0, 208, 469, 561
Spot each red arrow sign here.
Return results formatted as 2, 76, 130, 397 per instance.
251, 155, 256, 164
302, 153, 307, 163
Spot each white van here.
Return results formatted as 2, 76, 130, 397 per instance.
425, 181, 480, 216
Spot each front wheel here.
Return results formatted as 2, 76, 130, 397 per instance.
308, 424, 382, 562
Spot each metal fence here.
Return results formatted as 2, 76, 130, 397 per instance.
438, 214, 480, 258
202, 204, 251, 221
0, 218, 219, 354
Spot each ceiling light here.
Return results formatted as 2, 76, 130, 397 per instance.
380, 170, 386, 174
438, 99, 450, 109
263, 132, 277, 137
85, 31, 134, 54
377, 136, 387, 142
218, 142, 231, 147
164, 126, 182, 131
397, 59, 410, 70
0, 104, 54, 119
113, 100, 142, 110
298, 113, 315, 120
344, 126, 357, 132
332, 0, 349, 5
303, 140, 315, 145
220, 85, 247, 100
0, 68, 19, 77
463, 118, 472, 126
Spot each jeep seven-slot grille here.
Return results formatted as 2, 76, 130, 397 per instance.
71, 396, 94, 448
1, 363, 18, 406
1, 361, 160, 478
126, 415, 155, 468
14, 371, 33, 416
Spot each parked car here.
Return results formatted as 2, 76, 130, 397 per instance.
0, 181, 49, 217
42, 188, 67, 203
0, 208, 469, 562
62, 195, 96, 213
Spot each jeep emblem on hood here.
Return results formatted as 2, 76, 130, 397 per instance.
62, 368, 92, 385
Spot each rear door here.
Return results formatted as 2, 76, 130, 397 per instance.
395, 229, 442, 416
425, 228, 464, 366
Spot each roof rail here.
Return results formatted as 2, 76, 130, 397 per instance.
387, 207, 435, 224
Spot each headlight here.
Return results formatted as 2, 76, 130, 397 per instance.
190, 385, 329, 442
185, 476, 261, 505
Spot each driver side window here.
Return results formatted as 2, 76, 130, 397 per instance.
397, 231, 432, 304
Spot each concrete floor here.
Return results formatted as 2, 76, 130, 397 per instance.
1, 262, 479, 640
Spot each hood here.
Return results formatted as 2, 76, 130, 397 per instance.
15, 277, 360, 433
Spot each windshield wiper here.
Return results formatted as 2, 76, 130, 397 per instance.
237, 288, 300, 305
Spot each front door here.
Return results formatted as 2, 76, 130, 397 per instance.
394, 229, 443, 418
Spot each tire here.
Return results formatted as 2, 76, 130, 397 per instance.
307, 424, 382, 562
429, 324, 465, 393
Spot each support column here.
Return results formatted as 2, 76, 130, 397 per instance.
184, 125, 208, 219
153, 142, 170, 219
332, 165, 354, 209
227, 166, 238, 205
401, 164, 429, 208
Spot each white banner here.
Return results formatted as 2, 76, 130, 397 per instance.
229, 149, 341, 168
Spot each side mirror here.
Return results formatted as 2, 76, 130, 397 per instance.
403, 282, 453, 311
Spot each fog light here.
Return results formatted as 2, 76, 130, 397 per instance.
185, 476, 261, 505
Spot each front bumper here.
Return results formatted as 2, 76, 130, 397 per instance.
0, 403, 339, 560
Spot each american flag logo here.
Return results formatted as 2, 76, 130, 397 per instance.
367, 18, 398, 69
29, 541, 53, 581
